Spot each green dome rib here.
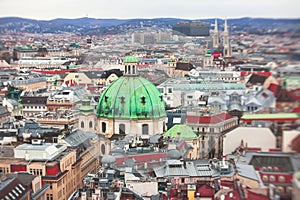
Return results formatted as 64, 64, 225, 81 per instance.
96, 76, 166, 119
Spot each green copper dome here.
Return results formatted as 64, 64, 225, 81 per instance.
96, 76, 166, 119
205, 49, 212, 57
124, 55, 138, 63
164, 125, 199, 139
79, 96, 94, 114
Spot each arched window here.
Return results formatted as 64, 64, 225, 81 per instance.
89, 121, 93, 128
81, 121, 84, 128
119, 124, 125, 135
102, 122, 106, 133
142, 124, 149, 135
128, 65, 131, 75
275, 186, 284, 193
269, 175, 275, 182
278, 176, 285, 183
262, 175, 268, 182
286, 186, 293, 194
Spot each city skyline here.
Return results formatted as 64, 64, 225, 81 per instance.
0, 0, 299, 20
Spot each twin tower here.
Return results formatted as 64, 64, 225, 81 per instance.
212, 19, 231, 57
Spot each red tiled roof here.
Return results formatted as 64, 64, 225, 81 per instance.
241, 71, 272, 77
247, 189, 271, 200
267, 83, 279, 95
292, 105, 300, 113
186, 113, 234, 124
46, 164, 61, 176
223, 190, 242, 200
289, 88, 300, 101
32, 68, 81, 74
195, 184, 215, 197
116, 152, 167, 164
245, 147, 262, 152
11, 164, 27, 172
291, 134, 300, 153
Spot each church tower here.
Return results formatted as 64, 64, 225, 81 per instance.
167, 55, 176, 77
222, 19, 231, 57
78, 95, 96, 132
213, 19, 219, 49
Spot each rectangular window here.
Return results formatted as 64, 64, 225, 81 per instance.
168, 88, 173, 93
46, 194, 53, 200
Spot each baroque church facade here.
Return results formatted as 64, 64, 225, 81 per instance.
96, 55, 167, 139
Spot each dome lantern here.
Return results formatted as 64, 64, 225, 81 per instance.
124, 55, 138, 76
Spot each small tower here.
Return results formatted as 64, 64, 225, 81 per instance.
167, 55, 176, 77
124, 55, 138, 76
223, 19, 231, 57
78, 95, 95, 132
213, 19, 219, 49
204, 49, 213, 67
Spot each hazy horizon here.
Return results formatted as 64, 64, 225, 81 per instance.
0, 0, 299, 20
1, 16, 300, 21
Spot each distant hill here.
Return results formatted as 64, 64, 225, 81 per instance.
0, 17, 299, 35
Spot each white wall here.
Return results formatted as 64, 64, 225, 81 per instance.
126, 182, 158, 197
282, 130, 300, 152
223, 127, 276, 155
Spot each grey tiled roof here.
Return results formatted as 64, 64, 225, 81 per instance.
236, 163, 260, 181
63, 130, 96, 147
195, 164, 213, 177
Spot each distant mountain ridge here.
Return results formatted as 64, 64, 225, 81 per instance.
0, 16, 300, 35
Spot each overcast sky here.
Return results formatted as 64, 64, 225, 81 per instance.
0, 0, 299, 20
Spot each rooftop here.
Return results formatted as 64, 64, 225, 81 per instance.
164, 124, 198, 139
14, 143, 67, 161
